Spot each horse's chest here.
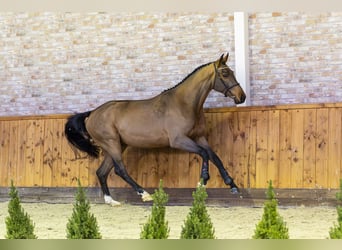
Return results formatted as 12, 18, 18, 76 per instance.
188, 118, 206, 138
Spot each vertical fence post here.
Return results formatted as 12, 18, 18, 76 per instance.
234, 12, 250, 106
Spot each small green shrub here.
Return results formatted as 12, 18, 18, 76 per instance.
140, 180, 170, 239
180, 180, 215, 239
253, 180, 289, 239
329, 179, 342, 239
5, 180, 37, 239
66, 180, 102, 239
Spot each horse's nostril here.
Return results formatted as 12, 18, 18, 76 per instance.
241, 94, 246, 103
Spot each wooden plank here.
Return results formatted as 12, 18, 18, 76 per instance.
340, 109, 342, 181
60, 117, 88, 187
165, 148, 180, 188
188, 152, 201, 187
0, 121, 10, 187
33, 120, 44, 187
132, 148, 153, 188
303, 109, 317, 188
207, 112, 226, 188
315, 109, 329, 188
51, 119, 63, 187
123, 147, 141, 188
42, 119, 53, 187
205, 112, 218, 188
87, 155, 101, 188
255, 110, 269, 188
77, 157, 89, 187
17, 120, 26, 186
139, 150, 156, 188
278, 109, 292, 188
220, 112, 235, 187
154, 147, 171, 187
60, 120, 70, 187
267, 110, 280, 187
289, 109, 304, 188
247, 111, 257, 188
63, 130, 83, 187
146, 150, 161, 187
328, 108, 342, 187
174, 149, 191, 188
24, 120, 35, 187
232, 111, 250, 188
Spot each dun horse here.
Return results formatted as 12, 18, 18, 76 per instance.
65, 53, 246, 205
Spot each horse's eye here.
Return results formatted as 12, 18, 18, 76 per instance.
221, 70, 230, 77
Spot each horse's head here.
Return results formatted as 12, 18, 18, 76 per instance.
213, 53, 246, 104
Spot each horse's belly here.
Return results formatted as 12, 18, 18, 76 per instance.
119, 129, 169, 148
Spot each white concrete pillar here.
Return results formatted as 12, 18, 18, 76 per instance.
234, 12, 251, 106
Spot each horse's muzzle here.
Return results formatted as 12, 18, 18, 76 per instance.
234, 93, 246, 104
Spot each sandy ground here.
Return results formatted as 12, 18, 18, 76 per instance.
0, 202, 338, 239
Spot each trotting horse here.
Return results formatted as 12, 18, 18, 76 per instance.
65, 53, 246, 205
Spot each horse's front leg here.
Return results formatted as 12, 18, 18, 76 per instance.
170, 135, 211, 185
200, 158, 210, 185
196, 137, 239, 194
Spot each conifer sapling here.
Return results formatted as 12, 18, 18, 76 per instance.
5, 180, 37, 239
140, 180, 170, 239
329, 179, 342, 239
180, 180, 215, 239
253, 180, 289, 239
66, 179, 102, 239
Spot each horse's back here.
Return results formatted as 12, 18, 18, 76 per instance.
86, 98, 171, 148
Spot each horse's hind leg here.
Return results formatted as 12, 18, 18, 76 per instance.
102, 140, 152, 202
96, 154, 121, 206
112, 157, 152, 202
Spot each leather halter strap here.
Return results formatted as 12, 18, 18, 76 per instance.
214, 63, 239, 97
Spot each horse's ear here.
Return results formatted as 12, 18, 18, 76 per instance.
219, 53, 229, 65
222, 52, 229, 63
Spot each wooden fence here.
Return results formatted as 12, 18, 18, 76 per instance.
0, 103, 341, 189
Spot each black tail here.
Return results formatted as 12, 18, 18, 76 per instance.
64, 111, 100, 158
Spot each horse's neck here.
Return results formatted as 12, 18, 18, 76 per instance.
174, 65, 215, 112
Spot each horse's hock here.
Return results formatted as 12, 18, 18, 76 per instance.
0, 103, 341, 206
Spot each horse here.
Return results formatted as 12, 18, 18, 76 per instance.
65, 53, 246, 205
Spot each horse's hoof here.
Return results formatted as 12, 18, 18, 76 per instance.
201, 174, 210, 185
230, 187, 239, 195
141, 191, 153, 202
109, 201, 121, 206
104, 195, 121, 206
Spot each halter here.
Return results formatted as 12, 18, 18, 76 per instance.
214, 63, 240, 97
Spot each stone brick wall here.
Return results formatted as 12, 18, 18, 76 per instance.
0, 12, 341, 116
0, 12, 235, 116
249, 12, 342, 106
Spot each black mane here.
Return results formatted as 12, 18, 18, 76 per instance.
162, 62, 212, 93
